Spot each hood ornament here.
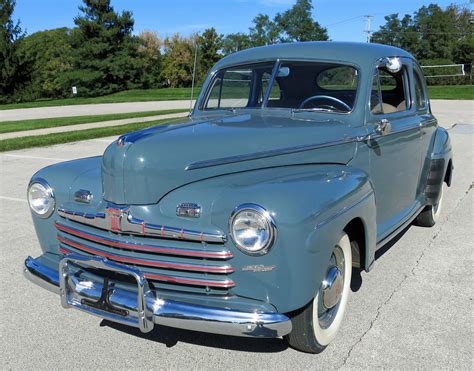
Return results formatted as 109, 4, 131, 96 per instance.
116, 136, 126, 147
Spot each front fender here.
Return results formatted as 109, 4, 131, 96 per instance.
159, 164, 376, 313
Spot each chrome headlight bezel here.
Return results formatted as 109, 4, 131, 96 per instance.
27, 178, 55, 219
229, 203, 277, 256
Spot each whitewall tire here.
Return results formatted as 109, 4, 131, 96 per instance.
285, 233, 353, 353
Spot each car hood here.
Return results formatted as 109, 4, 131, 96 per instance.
102, 113, 357, 205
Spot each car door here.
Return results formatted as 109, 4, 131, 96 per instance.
366, 59, 422, 241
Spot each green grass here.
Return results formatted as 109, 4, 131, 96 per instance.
427, 85, 472, 100
0, 87, 201, 110
0, 117, 187, 152
0, 109, 188, 134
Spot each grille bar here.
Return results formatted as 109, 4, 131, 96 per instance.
58, 207, 227, 243
58, 247, 236, 289
57, 235, 234, 274
55, 222, 233, 259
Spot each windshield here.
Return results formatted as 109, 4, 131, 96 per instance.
201, 61, 359, 113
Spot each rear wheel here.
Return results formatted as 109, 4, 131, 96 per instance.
416, 183, 445, 227
285, 233, 353, 353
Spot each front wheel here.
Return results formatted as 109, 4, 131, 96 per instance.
285, 233, 353, 353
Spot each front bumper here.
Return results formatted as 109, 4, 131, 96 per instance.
23, 255, 292, 338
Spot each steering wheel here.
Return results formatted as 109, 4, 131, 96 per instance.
299, 95, 351, 112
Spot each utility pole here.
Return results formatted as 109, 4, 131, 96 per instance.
364, 15, 373, 43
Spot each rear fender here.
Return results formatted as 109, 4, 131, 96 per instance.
423, 127, 453, 204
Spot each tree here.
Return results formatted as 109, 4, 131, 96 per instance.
275, 0, 328, 42
0, 0, 29, 102
222, 32, 252, 54
197, 27, 223, 76
414, 4, 457, 60
138, 30, 163, 88
18, 28, 73, 99
249, 14, 281, 46
371, 13, 418, 55
64, 0, 143, 97
161, 33, 195, 87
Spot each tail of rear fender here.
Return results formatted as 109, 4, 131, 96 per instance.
424, 127, 453, 204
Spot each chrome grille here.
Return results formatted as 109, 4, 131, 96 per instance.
55, 219, 235, 295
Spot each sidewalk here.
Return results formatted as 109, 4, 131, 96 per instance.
0, 100, 193, 122
0, 112, 188, 140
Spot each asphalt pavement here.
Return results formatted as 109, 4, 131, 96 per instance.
0, 100, 472, 369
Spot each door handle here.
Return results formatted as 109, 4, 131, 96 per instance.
375, 119, 391, 136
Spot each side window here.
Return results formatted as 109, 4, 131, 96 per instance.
205, 68, 252, 110
413, 69, 427, 111
370, 70, 383, 114
260, 72, 281, 104
371, 65, 410, 115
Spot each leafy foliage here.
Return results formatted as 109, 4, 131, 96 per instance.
275, 0, 328, 42
197, 27, 223, 78
138, 30, 163, 88
223, 0, 328, 52
17, 28, 73, 99
371, 3, 472, 84
63, 0, 143, 96
161, 34, 196, 88
0, 0, 29, 102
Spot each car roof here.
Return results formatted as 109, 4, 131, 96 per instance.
212, 42, 414, 71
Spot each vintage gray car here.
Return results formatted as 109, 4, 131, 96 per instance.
24, 42, 452, 353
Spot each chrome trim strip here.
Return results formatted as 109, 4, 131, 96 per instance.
24, 256, 291, 337
316, 190, 374, 229
186, 137, 357, 170
56, 235, 234, 274
55, 222, 233, 259
57, 208, 227, 243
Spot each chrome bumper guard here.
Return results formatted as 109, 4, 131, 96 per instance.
23, 255, 292, 338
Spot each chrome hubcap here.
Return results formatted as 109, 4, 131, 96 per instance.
318, 246, 345, 329
321, 266, 344, 309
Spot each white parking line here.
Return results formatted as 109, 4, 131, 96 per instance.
2, 154, 71, 161
0, 196, 27, 203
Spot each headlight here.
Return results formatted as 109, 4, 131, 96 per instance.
27, 178, 55, 218
229, 204, 276, 255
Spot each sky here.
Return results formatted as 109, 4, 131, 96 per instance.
13, 0, 463, 43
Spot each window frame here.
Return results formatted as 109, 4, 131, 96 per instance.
412, 64, 429, 112
369, 58, 414, 118
199, 61, 276, 111
198, 59, 362, 115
